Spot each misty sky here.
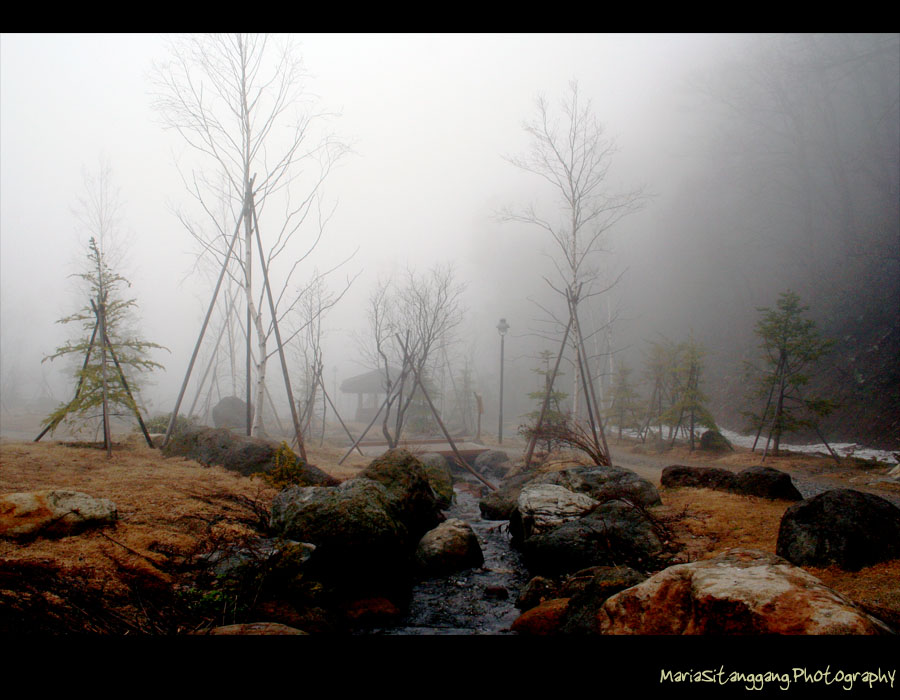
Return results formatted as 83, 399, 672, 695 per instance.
3, 33, 895, 436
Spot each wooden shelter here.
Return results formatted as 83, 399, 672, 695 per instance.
340, 368, 399, 423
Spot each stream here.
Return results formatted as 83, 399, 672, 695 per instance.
361, 475, 529, 635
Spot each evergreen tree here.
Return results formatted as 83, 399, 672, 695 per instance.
521, 350, 569, 453
745, 291, 836, 454
662, 334, 717, 450
42, 237, 165, 445
639, 337, 678, 443
606, 361, 642, 440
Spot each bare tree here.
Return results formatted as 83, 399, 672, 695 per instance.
152, 33, 350, 437
357, 264, 466, 447
500, 80, 644, 423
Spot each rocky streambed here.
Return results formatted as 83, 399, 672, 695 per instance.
359, 476, 530, 635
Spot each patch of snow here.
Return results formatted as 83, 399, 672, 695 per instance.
717, 428, 898, 465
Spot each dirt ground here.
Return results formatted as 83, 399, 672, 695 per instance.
1, 433, 899, 634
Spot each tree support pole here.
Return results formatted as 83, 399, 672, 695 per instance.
339, 360, 413, 465
91, 299, 155, 449
320, 383, 364, 456
34, 317, 100, 442
163, 194, 247, 448
568, 285, 611, 466
524, 315, 574, 470
249, 189, 307, 462
396, 334, 496, 491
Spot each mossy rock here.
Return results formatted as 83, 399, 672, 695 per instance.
699, 430, 732, 452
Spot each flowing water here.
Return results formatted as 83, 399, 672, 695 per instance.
362, 476, 529, 635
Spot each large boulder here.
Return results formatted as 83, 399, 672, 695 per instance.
661, 465, 738, 491
535, 465, 661, 508
414, 518, 484, 577
358, 449, 444, 537
0, 490, 117, 540
699, 430, 732, 452
479, 471, 539, 521
162, 426, 338, 484
661, 464, 801, 502
509, 598, 570, 635
734, 465, 803, 501
269, 479, 411, 590
520, 499, 664, 577
509, 483, 599, 543
211, 396, 253, 430
776, 489, 900, 571
417, 453, 455, 508
595, 548, 893, 634
559, 566, 647, 635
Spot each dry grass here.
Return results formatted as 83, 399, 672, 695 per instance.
2, 436, 898, 633
0, 439, 279, 606
654, 485, 900, 631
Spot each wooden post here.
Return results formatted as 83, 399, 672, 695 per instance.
249, 191, 307, 462
91, 299, 154, 449
163, 191, 247, 448
396, 334, 496, 491
34, 316, 100, 442
320, 383, 364, 457
568, 285, 611, 466
97, 295, 112, 458
338, 361, 413, 464
524, 314, 574, 469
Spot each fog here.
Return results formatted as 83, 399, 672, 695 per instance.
2, 34, 897, 446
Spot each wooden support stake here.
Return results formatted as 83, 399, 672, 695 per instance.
338, 360, 413, 465
249, 191, 307, 462
524, 315, 574, 470
568, 285, 611, 466
163, 192, 247, 448
396, 334, 497, 491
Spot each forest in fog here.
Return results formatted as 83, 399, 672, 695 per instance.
1, 34, 897, 450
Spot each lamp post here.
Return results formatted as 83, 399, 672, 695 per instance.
497, 317, 509, 444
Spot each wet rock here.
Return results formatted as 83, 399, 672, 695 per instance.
516, 576, 559, 611
418, 453, 455, 508
269, 479, 411, 590
509, 483, 599, 543
510, 598, 569, 635
520, 500, 663, 577
734, 465, 803, 501
359, 449, 444, 537
474, 449, 512, 479
559, 566, 648, 634
0, 489, 117, 540
596, 548, 893, 634
200, 537, 316, 578
253, 601, 336, 634
776, 489, 900, 571
203, 622, 307, 635
162, 426, 338, 483
211, 395, 252, 430
661, 465, 738, 491
415, 518, 484, 577
343, 597, 403, 625
536, 465, 661, 507
479, 471, 537, 521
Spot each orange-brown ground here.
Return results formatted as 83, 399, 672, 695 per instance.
1, 435, 898, 633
